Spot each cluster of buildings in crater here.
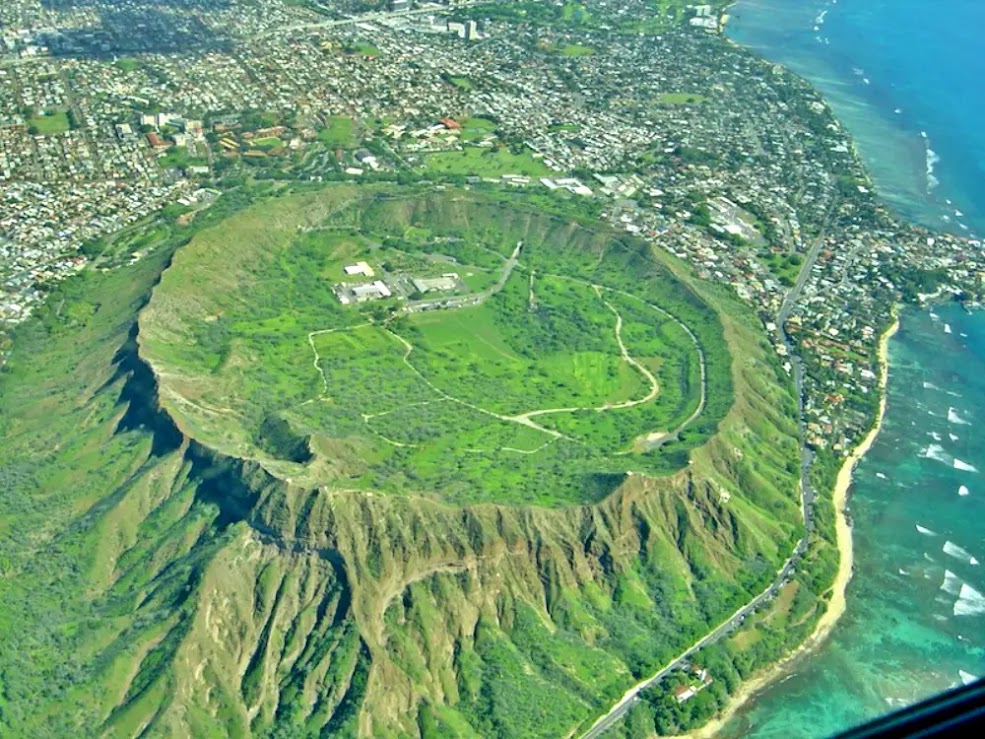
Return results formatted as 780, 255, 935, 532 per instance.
333, 259, 464, 307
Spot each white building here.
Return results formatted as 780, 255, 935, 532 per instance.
351, 280, 391, 301
344, 261, 374, 277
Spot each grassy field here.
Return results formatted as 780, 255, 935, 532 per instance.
657, 92, 709, 105
253, 136, 284, 150
158, 145, 208, 169
762, 249, 803, 287
27, 110, 69, 135
447, 75, 474, 90
112, 57, 141, 72
623, 0, 724, 33
347, 41, 380, 56
460, 116, 498, 141
318, 115, 356, 148
423, 146, 551, 178
559, 43, 595, 56
561, 2, 592, 22
409, 276, 647, 413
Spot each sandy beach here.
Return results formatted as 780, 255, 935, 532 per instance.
678, 317, 901, 738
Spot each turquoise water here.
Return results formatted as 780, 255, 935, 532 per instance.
718, 306, 985, 737
727, 0, 985, 238
717, 3, 985, 735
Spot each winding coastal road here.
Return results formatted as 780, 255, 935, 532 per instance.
580, 231, 825, 737
581, 543, 804, 739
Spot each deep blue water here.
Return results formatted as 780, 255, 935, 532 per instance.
718, 3, 985, 735
727, 0, 985, 238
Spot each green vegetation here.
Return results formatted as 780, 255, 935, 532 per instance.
318, 115, 357, 148
456, 1, 589, 26
548, 122, 580, 133
241, 110, 284, 130
559, 43, 595, 56
658, 92, 709, 105
345, 41, 380, 56
446, 75, 474, 90
459, 116, 498, 142
622, 0, 727, 33
459, 0, 721, 35
0, 182, 805, 738
142, 187, 732, 505
282, 0, 334, 14
422, 146, 551, 178
252, 135, 284, 150
27, 110, 70, 135
112, 58, 142, 73
616, 528, 836, 737
134, 186, 791, 512
762, 250, 804, 287
158, 145, 208, 169
561, 2, 592, 23
882, 264, 951, 303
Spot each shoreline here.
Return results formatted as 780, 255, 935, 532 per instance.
723, 2, 984, 241
679, 316, 901, 738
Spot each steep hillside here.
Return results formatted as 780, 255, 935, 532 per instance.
0, 184, 803, 738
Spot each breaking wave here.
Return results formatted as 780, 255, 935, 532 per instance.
922, 444, 950, 465
954, 459, 978, 472
941, 569, 963, 595
925, 142, 940, 191
954, 583, 985, 617
944, 541, 980, 566
948, 408, 971, 425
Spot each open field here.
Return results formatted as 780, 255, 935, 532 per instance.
446, 75, 474, 90
252, 136, 284, 150
460, 116, 498, 141
28, 110, 70, 135
112, 57, 141, 72
158, 145, 209, 169
560, 43, 595, 56
347, 41, 380, 56
409, 275, 648, 414
317, 115, 356, 148
422, 146, 552, 178
657, 92, 709, 105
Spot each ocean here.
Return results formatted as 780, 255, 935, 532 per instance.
726, 0, 985, 239
717, 2, 985, 736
